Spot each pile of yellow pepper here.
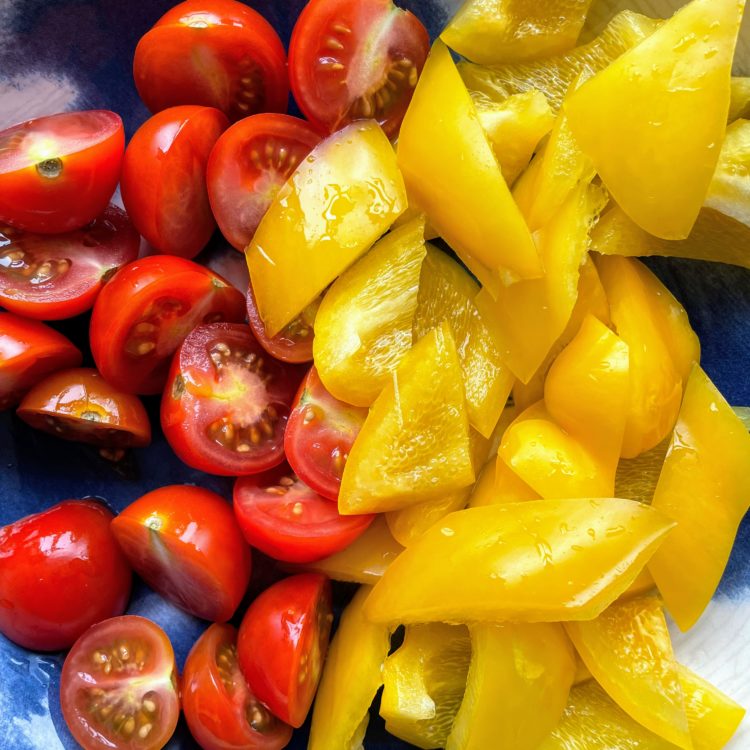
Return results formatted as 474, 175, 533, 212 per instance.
246, 0, 750, 746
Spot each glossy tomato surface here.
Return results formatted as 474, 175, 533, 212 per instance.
233, 463, 374, 563
238, 574, 333, 728
0, 500, 131, 651
0, 312, 81, 410
0, 110, 124, 234
90, 255, 246, 395
182, 623, 293, 750
289, 0, 429, 138
0, 204, 140, 320
134, 0, 288, 122
60, 615, 180, 750
121, 105, 227, 258
111, 485, 252, 622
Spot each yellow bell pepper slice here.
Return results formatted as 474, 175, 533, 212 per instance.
564, 0, 743, 240
397, 40, 542, 288
446, 622, 575, 750
313, 218, 426, 407
729, 77, 750, 121
339, 322, 474, 515
705, 119, 750, 226
381, 623, 471, 749
649, 364, 750, 631
565, 596, 691, 749
364, 498, 675, 625
247, 121, 406, 336
614, 439, 669, 505
308, 585, 391, 750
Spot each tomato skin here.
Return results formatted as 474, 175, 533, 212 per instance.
134, 0, 288, 123
60, 615, 180, 750
182, 623, 294, 750
121, 105, 228, 258
89, 255, 246, 395
0, 110, 124, 234
0, 500, 132, 651
0, 312, 82, 410
111, 485, 252, 622
238, 574, 333, 728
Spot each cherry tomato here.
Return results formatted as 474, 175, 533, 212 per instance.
233, 463, 374, 563
246, 283, 319, 364
0, 205, 139, 320
89, 255, 246, 395
0, 500, 131, 651
111, 485, 252, 622
0, 110, 124, 234
162, 322, 301, 476
134, 0, 288, 122
16, 367, 151, 448
289, 0, 429, 138
207, 113, 323, 251
182, 623, 293, 750
121, 105, 227, 258
237, 574, 333, 728
0, 313, 81, 410
60, 615, 180, 750
285, 365, 367, 500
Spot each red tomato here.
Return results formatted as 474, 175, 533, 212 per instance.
182, 623, 293, 750
289, 0, 429, 138
0, 205, 140, 320
121, 105, 228, 258
161, 322, 301, 476
16, 367, 152, 448
207, 113, 323, 251
285, 365, 367, 500
237, 574, 333, 728
60, 615, 180, 750
233, 463, 374, 563
0, 500, 131, 651
0, 111, 124, 234
89, 255, 246, 395
0, 313, 81, 410
111, 485, 252, 622
134, 0, 288, 123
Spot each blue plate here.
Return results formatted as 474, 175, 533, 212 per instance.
1, 1, 749, 748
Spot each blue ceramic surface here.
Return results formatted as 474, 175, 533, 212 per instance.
1, 0, 749, 748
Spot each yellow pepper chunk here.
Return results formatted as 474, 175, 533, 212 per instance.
313, 218, 426, 407
729, 77, 750, 121
447, 622, 575, 750
246, 121, 406, 336
397, 40, 542, 288
364, 498, 675, 625
339, 322, 474, 515
564, 0, 744, 240
705, 119, 750, 226
649, 364, 750, 631
308, 586, 391, 750
614, 439, 669, 505
565, 596, 691, 749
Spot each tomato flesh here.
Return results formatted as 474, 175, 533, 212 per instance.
60, 615, 179, 750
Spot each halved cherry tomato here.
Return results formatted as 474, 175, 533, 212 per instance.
16, 367, 151, 448
233, 463, 374, 563
121, 105, 228, 258
0, 313, 81, 410
182, 624, 293, 750
289, 0, 430, 138
285, 365, 367, 500
237, 573, 333, 728
134, 0, 288, 122
207, 113, 323, 251
0, 110, 124, 234
0, 500, 131, 651
60, 615, 180, 750
110, 485, 251, 622
89, 255, 246, 395
0, 205, 140, 320
161, 323, 301, 476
